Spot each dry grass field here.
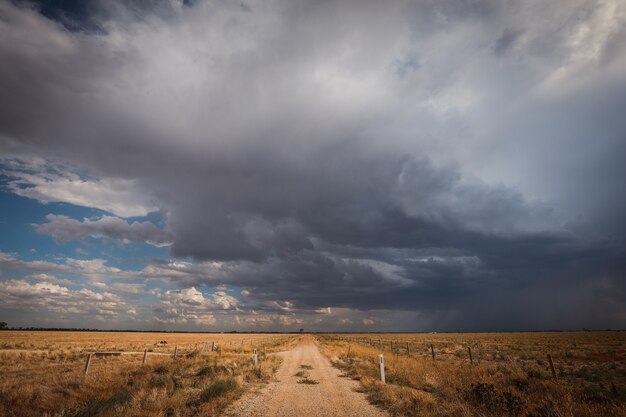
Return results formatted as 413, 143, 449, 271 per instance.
318, 332, 626, 417
1, 331, 624, 417
0, 331, 300, 417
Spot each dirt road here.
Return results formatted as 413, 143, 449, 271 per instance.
225, 336, 388, 417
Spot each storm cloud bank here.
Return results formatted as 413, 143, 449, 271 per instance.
1, 0, 625, 330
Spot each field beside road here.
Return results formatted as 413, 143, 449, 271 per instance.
318, 331, 626, 417
0, 331, 299, 417
1, 331, 625, 417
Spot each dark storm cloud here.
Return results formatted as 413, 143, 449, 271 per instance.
1, 0, 625, 330
494, 28, 521, 56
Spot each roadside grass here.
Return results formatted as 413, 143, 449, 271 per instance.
0, 332, 298, 417
318, 334, 626, 417
1, 353, 280, 417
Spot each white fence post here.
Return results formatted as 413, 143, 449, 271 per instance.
84, 353, 93, 375
379, 354, 385, 384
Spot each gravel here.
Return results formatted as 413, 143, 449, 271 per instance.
225, 336, 389, 417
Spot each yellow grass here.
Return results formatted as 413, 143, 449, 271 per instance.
317, 332, 626, 417
0, 331, 300, 417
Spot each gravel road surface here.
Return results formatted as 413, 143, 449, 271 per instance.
225, 336, 388, 417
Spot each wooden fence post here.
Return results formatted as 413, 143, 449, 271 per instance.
547, 354, 557, 378
406, 342, 410, 355
84, 353, 93, 375
430, 344, 435, 361
468, 347, 473, 365
253, 349, 259, 367
142, 349, 148, 365
379, 354, 385, 384
173, 346, 178, 359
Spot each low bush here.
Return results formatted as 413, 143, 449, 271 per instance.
199, 378, 237, 403
74, 390, 133, 417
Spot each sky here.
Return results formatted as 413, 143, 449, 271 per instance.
0, 0, 625, 332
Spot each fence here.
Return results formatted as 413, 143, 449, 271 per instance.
322, 335, 565, 380
81, 335, 294, 376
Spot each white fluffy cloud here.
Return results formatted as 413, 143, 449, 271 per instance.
159, 287, 239, 310
0, 279, 130, 319
152, 287, 239, 325
2, 162, 157, 217
24, 273, 73, 286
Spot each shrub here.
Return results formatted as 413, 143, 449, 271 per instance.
251, 366, 264, 379
466, 383, 499, 410
150, 374, 168, 388
510, 377, 530, 392
526, 369, 545, 379
527, 401, 559, 417
154, 365, 169, 374
197, 366, 212, 377
199, 378, 237, 403
74, 390, 132, 417
173, 377, 184, 390
465, 383, 524, 417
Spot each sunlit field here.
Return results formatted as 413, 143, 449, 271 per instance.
1, 331, 625, 417
0, 331, 299, 417
318, 332, 626, 417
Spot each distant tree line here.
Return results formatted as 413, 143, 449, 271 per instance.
0, 324, 309, 334
0, 322, 620, 333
